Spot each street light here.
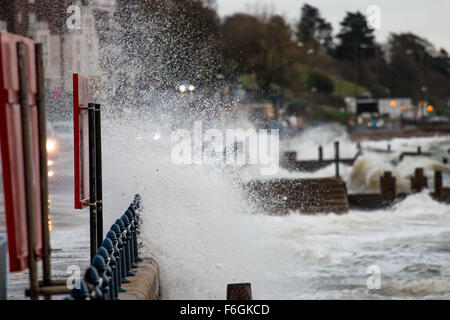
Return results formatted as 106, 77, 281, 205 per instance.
179, 85, 187, 94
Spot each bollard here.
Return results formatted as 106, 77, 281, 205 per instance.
227, 283, 252, 300
84, 266, 104, 300
106, 230, 127, 292
380, 171, 396, 202
435, 171, 442, 199
120, 215, 135, 277
92, 255, 110, 300
334, 141, 340, 177
115, 219, 135, 277
125, 210, 138, 268
111, 223, 130, 284
97, 246, 115, 300
66, 280, 89, 300
0, 237, 6, 300
411, 168, 428, 192
318, 146, 323, 162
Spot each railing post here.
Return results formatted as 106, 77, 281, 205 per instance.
106, 230, 126, 294
88, 103, 97, 261
84, 266, 103, 300
129, 204, 143, 263
120, 216, 135, 277
125, 210, 138, 268
97, 246, 114, 300
92, 255, 110, 300
111, 223, 130, 284
95, 104, 103, 247
101, 239, 119, 299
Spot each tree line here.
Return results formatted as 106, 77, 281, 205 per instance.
119, 0, 450, 115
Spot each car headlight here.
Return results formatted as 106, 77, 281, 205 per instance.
46, 139, 56, 153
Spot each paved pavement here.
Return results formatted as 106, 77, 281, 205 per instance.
0, 153, 91, 300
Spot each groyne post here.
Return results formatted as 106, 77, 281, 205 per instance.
411, 168, 428, 192
334, 141, 340, 177
380, 171, 396, 202
227, 283, 252, 300
318, 146, 323, 162
434, 171, 442, 199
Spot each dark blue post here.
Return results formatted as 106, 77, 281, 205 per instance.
107, 229, 126, 293
92, 255, 110, 300
112, 223, 130, 284
84, 266, 103, 300
96, 247, 114, 300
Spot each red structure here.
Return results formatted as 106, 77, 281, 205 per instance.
73, 74, 91, 209
0, 31, 42, 272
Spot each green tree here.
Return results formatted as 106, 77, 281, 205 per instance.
295, 4, 333, 52
307, 72, 335, 94
335, 11, 376, 60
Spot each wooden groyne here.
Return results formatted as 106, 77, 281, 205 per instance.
245, 177, 349, 215
245, 169, 450, 214
349, 128, 450, 142
281, 142, 361, 172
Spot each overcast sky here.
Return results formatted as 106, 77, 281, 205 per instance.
216, 0, 450, 52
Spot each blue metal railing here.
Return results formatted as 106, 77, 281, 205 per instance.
66, 194, 143, 300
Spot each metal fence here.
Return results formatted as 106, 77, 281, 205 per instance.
66, 194, 143, 300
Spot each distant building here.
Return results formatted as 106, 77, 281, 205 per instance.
378, 98, 413, 118
0, 0, 115, 107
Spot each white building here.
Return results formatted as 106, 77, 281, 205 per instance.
378, 98, 413, 118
